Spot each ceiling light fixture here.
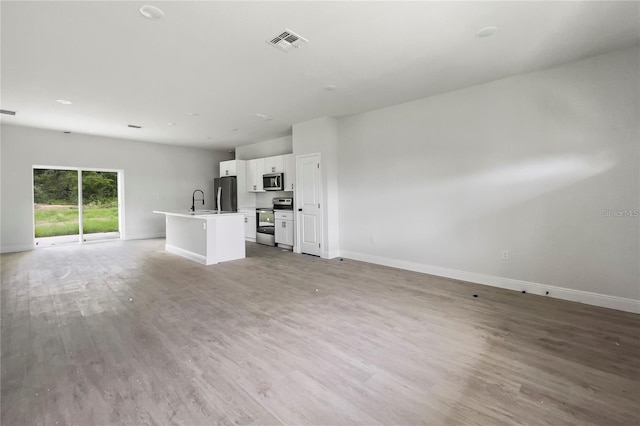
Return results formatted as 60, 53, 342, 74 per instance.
188, 112, 200, 117
128, 124, 142, 129
324, 84, 337, 91
0, 109, 16, 115
139, 5, 165, 20
167, 122, 176, 126
57, 99, 72, 105
477, 26, 498, 38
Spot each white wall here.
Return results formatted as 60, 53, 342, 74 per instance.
293, 117, 340, 258
0, 125, 232, 252
337, 46, 639, 311
235, 136, 292, 160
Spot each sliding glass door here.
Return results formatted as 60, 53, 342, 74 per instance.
33, 167, 122, 247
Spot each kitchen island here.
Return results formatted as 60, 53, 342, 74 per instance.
153, 210, 245, 265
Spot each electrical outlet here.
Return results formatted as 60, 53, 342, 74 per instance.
502, 250, 509, 260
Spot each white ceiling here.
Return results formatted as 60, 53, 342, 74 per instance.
2, 1, 639, 150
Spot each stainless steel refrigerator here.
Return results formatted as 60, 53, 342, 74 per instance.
213, 176, 238, 212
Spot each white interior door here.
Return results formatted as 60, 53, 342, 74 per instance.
297, 154, 322, 256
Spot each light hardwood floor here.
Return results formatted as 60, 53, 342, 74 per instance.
1, 239, 639, 425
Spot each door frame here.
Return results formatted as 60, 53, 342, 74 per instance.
294, 153, 323, 255
31, 165, 126, 245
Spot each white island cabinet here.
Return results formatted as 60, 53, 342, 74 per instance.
153, 211, 245, 265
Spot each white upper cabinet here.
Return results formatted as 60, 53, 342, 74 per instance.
219, 160, 237, 177
241, 154, 293, 193
283, 154, 295, 192
263, 155, 284, 174
246, 158, 264, 192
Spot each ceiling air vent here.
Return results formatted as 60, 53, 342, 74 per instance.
0, 109, 16, 116
266, 28, 308, 52
128, 124, 142, 129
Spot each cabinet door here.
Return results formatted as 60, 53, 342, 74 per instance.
275, 219, 284, 243
285, 220, 294, 246
246, 159, 264, 192
246, 160, 256, 191
254, 158, 264, 191
263, 156, 284, 174
283, 154, 295, 192
238, 209, 257, 240
263, 157, 273, 174
220, 160, 237, 177
244, 215, 257, 240
275, 219, 294, 245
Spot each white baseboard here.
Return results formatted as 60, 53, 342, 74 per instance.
125, 233, 165, 241
339, 250, 640, 314
1, 244, 35, 254
325, 249, 341, 260
165, 244, 206, 265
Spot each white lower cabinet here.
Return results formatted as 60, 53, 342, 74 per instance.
274, 211, 294, 247
238, 208, 256, 241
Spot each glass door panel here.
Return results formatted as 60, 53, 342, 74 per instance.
81, 171, 120, 241
33, 169, 79, 246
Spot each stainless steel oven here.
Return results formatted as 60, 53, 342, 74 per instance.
256, 208, 275, 246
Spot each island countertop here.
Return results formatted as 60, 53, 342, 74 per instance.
153, 210, 244, 218
154, 210, 245, 265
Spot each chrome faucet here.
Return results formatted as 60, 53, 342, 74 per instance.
191, 189, 204, 211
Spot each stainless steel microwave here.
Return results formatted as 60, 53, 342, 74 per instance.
263, 173, 284, 191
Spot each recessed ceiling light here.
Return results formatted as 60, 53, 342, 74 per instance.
167, 122, 176, 126
139, 5, 164, 20
128, 124, 142, 129
255, 113, 272, 121
188, 112, 200, 117
324, 84, 337, 91
477, 26, 498, 38
57, 99, 72, 105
